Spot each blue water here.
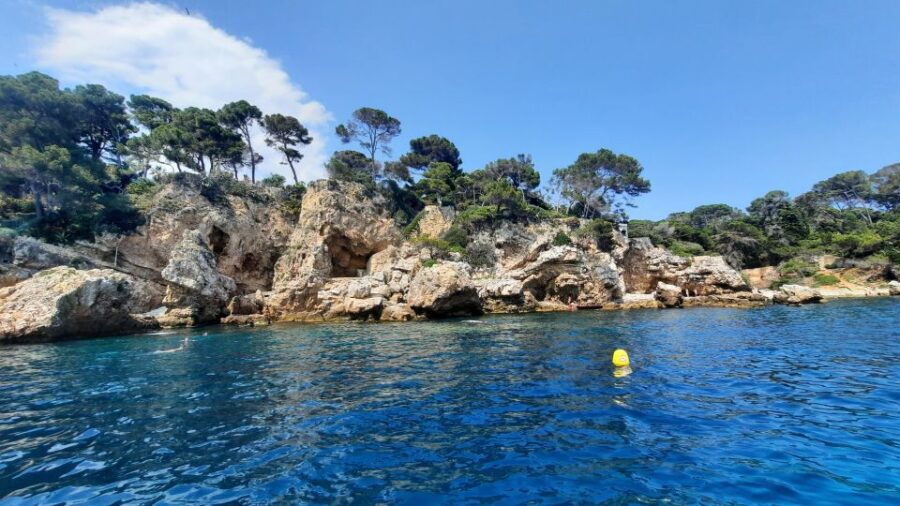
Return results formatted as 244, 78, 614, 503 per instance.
1, 299, 898, 504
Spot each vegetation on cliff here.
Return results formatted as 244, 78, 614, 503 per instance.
0, 71, 897, 276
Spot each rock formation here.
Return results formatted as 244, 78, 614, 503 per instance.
0, 267, 163, 343
0, 177, 892, 343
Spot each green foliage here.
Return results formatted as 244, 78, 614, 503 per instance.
262, 113, 312, 183
125, 178, 160, 212
668, 241, 705, 258
335, 107, 401, 163
441, 225, 468, 251
0, 194, 32, 216
421, 258, 437, 268
399, 134, 461, 172
278, 183, 306, 217
402, 210, 425, 238
552, 231, 572, 246
325, 150, 376, 187
832, 230, 884, 257
778, 258, 817, 280
574, 219, 615, 251
412, 236, 462, 257
812, 273, 839, 286
260, 174, 286, 187
551, 148, 651, 218
465, 241, 497, 268
456, 205, 499, 228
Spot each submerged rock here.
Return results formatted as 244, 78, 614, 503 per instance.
0, 267, 163, 343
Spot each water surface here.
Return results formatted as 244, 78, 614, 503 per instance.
1, 298, 899, 504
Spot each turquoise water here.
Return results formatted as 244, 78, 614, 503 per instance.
1, 299, 898, 504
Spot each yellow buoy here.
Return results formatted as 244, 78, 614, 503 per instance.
612, 348, 630, 368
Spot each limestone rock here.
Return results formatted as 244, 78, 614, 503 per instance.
618, 293, 661, 310
414, 205, 455, 239
774, 284, 823, 305
654, 282, 683, 308
889, 280, 900, 296
161, 230, 237, 324
269, 180, 401, 318
114, 179, 293, 292
476, 278, 534, 313
676, 256, 749, 295
408, 262, 481, 317
0, 267, 164, 343
742, 266, 780, 290
381, 303, 417, 321
621, 238, 747, 295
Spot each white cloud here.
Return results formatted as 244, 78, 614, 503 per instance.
35, 1, 331, 181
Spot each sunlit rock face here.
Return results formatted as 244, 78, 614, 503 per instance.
266, 179, 402, 320
0, 267, 164, 343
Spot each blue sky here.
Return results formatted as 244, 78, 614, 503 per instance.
1, 0, 899, 219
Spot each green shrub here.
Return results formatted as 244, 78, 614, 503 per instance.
456, 205, 499, 228
778, 258, 817, 280
574, 219, 615, 251
0, 195, 34, 217
125, 178, 159, 211
421, 258, 437, 268
465, 241, 497, 268
278, 183, 306, 217
412, 236, 462, 257
552, 231, 572, 246
812, 273, 839, 286
261, 174, 286, 187
668, 240, 705, 258
441, 225, 468, 250
402, 211, 425, 238
832, 230, 884, 257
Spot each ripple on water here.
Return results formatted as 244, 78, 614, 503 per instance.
0, 298, 898, 504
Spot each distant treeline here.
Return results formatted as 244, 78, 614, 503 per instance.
0, 71, 897, 270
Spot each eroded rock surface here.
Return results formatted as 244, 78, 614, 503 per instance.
0, 267, 163, 343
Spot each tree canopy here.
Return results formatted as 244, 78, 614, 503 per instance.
551, 148, 651, 218
335, 107, 401, 164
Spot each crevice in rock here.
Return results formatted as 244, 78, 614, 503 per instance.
208, 226, 229, 257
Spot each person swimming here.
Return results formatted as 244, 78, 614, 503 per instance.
612, 348, 633, 377
154, 337, 189, 354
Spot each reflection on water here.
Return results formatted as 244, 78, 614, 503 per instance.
0, 298, 899, 504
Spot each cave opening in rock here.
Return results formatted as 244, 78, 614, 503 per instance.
208, 226, 229, 256
325, 234, 373, 277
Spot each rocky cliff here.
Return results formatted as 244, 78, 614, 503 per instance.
0, 179, 895, 342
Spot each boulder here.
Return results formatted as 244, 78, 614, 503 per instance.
160, 230, 237, 325
381, 303, 417, 321
621, 237, 687, 293
889, 280, 900, 296
0, 267, 164, 343
619, 293, 661, 310
676, 256, 749, 295
407, 262, 481, 317
774, 284, 823, 305
0, 264, 33, 288
476, 278, 534, 313
654, 282, 683, 308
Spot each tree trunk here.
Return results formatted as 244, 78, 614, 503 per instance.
286, 159, 298, 184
